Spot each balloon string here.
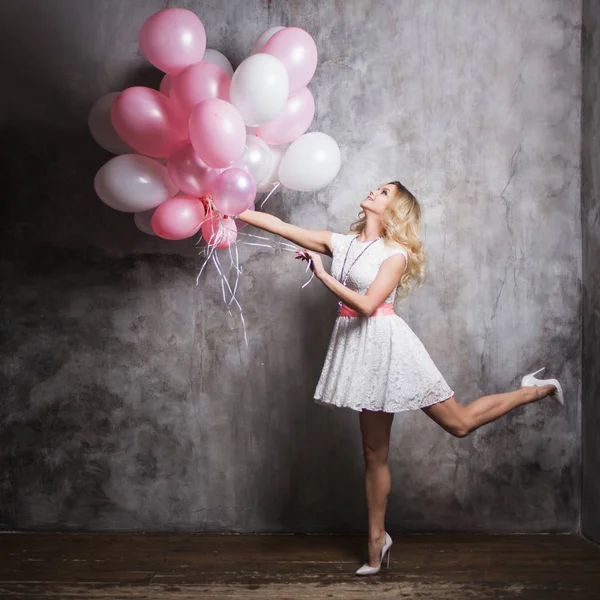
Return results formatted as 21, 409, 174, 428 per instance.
227, 241, 243, 275
218, 264, 230, 310
302, 272, 315, 288
196, 221, 226, 281
238, 241, 275, 249
234, 242, 242, 274
227, 243, 241, 305
195, 215, 215, 246
211, 253, 233, 314
259, 181, 281, 208
237, 241, 300, 255
236, 243, 244, 275
195, 202, 216, 247
214, 252, 236, 306
301, 255, 316, 288
237, 231, 301, 251
237, 231, 272, 241
195, 213, 249, 345
196, 219, 315, 345
197, 242, 217, 284
213, 251, 248, 346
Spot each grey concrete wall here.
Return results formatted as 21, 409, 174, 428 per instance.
582, 0, 600, 545
0, 0, 581, 532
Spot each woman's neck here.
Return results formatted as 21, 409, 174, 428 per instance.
357, 216, 383, 242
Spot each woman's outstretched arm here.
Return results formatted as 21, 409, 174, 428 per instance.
237, 209, 333, 256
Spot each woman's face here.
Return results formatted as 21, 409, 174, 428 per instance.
360, 184, 396, 215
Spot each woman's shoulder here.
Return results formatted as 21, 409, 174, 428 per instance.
383, 241, 409, 259
331, 231, 356, 244
330, 232, 357, 256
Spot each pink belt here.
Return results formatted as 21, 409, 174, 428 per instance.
338, 303, 395, 318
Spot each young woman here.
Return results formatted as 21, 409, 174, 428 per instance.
236, 181, 564, 576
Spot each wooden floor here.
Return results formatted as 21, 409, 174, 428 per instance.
0, 533, 599, 599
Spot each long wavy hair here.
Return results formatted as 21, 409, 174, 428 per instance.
349, 181, 427, 300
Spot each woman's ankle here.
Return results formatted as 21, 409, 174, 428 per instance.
369, 529, 386, 543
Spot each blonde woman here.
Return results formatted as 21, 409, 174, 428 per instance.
236, 181, 563, 576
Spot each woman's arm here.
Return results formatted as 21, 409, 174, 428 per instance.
303, 252, 406, 316
237, 209, 333, 255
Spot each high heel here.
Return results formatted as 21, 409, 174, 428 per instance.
356, 532, 393, 576
520, 367, 564, 406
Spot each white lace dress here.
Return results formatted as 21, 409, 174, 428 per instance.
313, 233, 455, 413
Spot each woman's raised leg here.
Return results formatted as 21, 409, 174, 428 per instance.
422, 384, 556, 437
359, 409, 394, 567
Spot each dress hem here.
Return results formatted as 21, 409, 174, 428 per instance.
312, 390, 455, 413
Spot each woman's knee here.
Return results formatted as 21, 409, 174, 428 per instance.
433, 412, 472, 438
359, 411, 393, 464
422, 398, 473, 438
443, 408, 473, 438
446, 422, 470, 438
362, 442, 389, 465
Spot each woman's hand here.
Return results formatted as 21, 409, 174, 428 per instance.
296, 249, 326, 279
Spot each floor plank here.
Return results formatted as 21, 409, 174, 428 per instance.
0, 533, 598, 598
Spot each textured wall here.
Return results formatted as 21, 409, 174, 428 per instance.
582, 0, 600, 545
0, 0, 581, 532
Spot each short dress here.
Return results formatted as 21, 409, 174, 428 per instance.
313, 233, 455, 413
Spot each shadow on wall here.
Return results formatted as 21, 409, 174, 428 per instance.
0, 87, 356, 533
0, 64, 184, 259
0, 0, 356, 531
261, 289, 368, 534
0, 245, 202, 529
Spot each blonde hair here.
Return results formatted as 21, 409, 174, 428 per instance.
350, 181, 427, 300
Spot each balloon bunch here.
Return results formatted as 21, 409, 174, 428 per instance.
89, 8, 341, 341
90, 8, 341, 245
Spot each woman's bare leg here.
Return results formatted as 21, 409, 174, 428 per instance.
422, 384, 556, 437
359, 409, 394, 567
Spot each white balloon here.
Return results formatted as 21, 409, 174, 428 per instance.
230, 54, 289, 127
251, 26, 285, 55
134, 209, 157, 235
233, 135, 272, 184
88, 92, 132, 155
94, 154, 178, 212
201, 48, 234, 77
279, 133, 341, 192
257, 145, 286, 192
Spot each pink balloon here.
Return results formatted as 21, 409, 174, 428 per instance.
212, 168, 256, 216
255, 87, 315, 145
151, 195, 205, 240
234, 203, 254, 230
160, 74, 173, 96
189, 98, 246, 168
167, 142, 221, 196
111, 87, 187, 158
201, 214, 237, 249
139, 8, 207, 76
171, 62, 231, 117
263, 27, 318, 96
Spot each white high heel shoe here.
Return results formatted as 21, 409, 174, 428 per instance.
520, 367, 564, 405
356, 532, 393, 576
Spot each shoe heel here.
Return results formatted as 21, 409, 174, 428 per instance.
386, 549, 391, 568
521, 367, 546, 388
